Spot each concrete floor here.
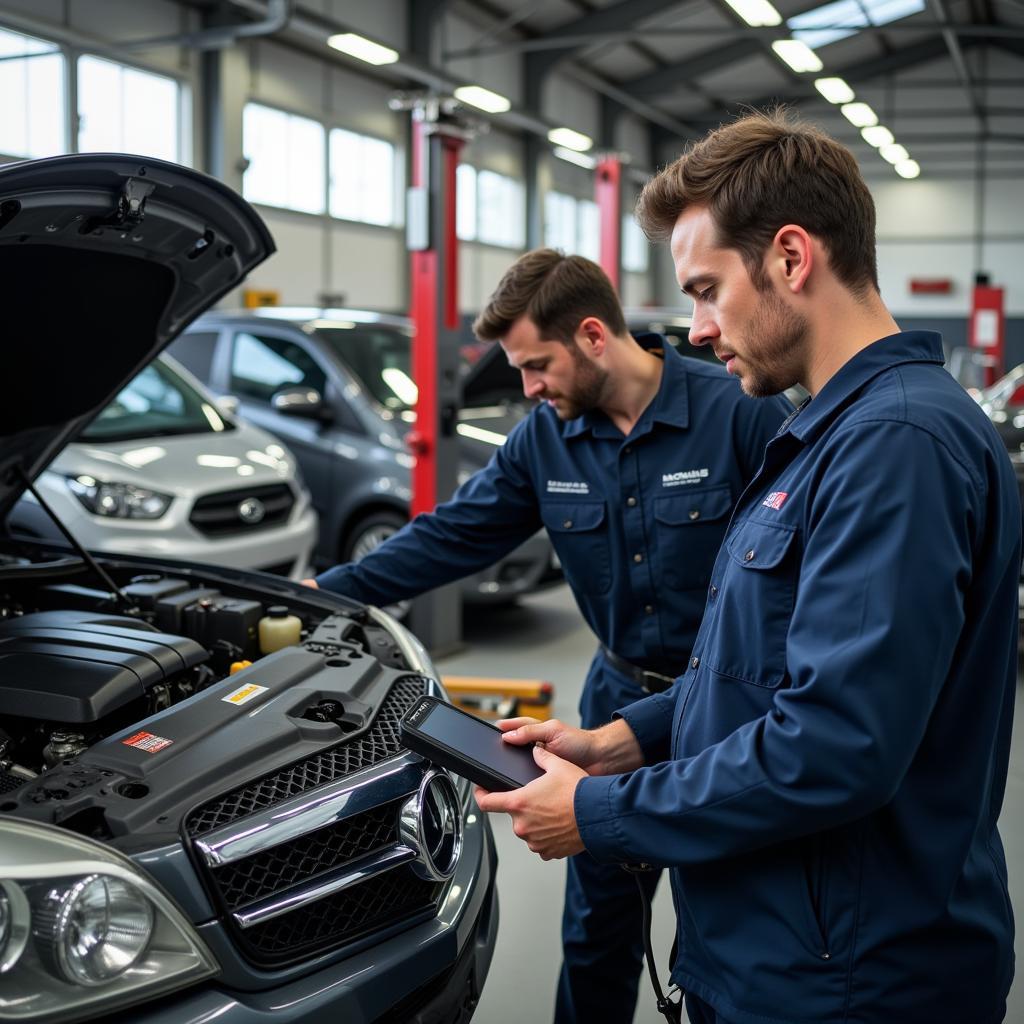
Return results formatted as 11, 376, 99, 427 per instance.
435, 583, 1024, 1024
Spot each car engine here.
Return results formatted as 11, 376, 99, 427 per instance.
0, 557, 436, 844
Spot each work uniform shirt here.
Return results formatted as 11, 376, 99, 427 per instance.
316, 335, 789, 670
575, 332, 1020, 1024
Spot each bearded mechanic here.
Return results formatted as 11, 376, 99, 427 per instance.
476, 111, 1019, 1024
306, 248, 789, 1024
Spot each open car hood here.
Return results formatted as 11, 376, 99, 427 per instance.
0, 153, 274, 522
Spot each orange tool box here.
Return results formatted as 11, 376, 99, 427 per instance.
441, 676, 554, 721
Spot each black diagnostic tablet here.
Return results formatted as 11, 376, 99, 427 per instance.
400, 696, 545, 791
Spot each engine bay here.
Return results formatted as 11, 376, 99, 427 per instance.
0, 552, 432, 843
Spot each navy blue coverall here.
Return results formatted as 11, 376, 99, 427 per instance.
315, 335, 790, 1023
576, 332, 1020, 1024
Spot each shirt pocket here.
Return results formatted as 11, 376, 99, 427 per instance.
705, 517, 799, 688
540, 500, 611, 595
654, 485, 733, 590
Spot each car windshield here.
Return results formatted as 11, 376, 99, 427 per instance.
79, 358, 232, 443
315, 325, 417, 411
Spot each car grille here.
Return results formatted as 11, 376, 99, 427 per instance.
188, 483, 295, 537
187, 674, 441, 966
186, 674, 429, 836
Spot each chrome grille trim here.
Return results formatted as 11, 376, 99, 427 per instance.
232, 843, 417, 928
195, 755, 425, 868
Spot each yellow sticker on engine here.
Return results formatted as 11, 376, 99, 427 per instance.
222, 683, 268, 706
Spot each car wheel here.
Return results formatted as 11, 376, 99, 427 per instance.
344, 511, 406, 562
344, 511, 410, 619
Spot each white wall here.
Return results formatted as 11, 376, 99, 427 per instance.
875, 178, 1024, 316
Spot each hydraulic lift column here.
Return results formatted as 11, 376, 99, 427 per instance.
402, 98, 471, 654
595, 154, 623, 292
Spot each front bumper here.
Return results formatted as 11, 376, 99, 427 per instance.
81, 503, 318, 579
124, 804, 498, 1024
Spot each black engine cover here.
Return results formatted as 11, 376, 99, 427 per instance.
0, 610, 207, 722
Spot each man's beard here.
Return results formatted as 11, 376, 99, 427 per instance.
549, 348, 609, 419
737, 288, 809, 398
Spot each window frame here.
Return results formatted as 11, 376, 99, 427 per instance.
328, 124, 400, 228
76, 51, 191, 165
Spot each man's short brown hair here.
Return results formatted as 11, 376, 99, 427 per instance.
635, 108, 878, 295
473, 248, 627, 344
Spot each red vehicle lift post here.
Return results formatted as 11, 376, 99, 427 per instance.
595, 154, 623, 292
401, 96, 474, 654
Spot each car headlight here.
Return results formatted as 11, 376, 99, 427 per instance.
66, 477, 173, 520
0, 818, 217, 1023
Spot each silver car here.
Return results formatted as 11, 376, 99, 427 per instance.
9, 354, 317, 579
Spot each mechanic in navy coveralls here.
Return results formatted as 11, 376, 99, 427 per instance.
306, 248, 789, 1023
475, 110, 1020, 1024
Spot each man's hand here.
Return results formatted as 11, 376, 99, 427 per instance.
301, 578, 319, 588
474, 745, 586, 860
493, 717, 602, 771
495, 716, 644, 776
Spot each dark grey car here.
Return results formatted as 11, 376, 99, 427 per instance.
0, 154, 496, 1024
169, 309, 560, 604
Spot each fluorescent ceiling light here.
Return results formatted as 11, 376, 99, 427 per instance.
723, 0, 782, 26
861, 125, 894, 147
895, 159, 921, 179
327, 32, 399, 65
771, 40, 824, 73
454, 85, 511, 114
880, 142, 910, 164
553, 146, 596, 170
841, 101, 878, 127
547, 127, 593, 152
814, 77, 855, 104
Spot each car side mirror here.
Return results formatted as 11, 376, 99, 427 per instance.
272, 386, 331, 421
215, 394, 240, 417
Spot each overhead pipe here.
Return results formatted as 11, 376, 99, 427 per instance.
122, 0, 294, 51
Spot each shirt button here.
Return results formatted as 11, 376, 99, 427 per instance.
688, 509, 700, 521
744, 549, 756, 562
627, 496, 637, 507
645, 604, 654, 614
633, 553, 643, 563
624, 446, 632, 455
691, 657, 700, 669
563, 519, 573, 529
710, 584, 718, 598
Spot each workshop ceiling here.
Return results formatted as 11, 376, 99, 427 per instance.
178, 0, 1022, 180
452, 0, 1024, 179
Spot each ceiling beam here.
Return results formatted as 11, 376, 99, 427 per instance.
446, 22, 1024, 59
522, 0, 691, 93
927, 0, 987, 122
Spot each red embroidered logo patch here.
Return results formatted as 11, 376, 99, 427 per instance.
762, 491, 788, 510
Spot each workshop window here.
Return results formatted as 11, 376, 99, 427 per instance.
78, 55, 183, 163
0, 27, 66, 159
544, 192, 599, 260
789, 0, 925, 47
329, 127, 396, 226
242, 102, 326, 215
456, 164, 478, 241
456, 165, 525, 248
622, 215, 650, 273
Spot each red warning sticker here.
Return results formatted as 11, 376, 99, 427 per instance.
121, 731, 173, 754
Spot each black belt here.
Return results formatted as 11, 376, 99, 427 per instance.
600, 646, 678, 694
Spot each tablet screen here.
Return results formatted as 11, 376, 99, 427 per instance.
418, 703, 544, 787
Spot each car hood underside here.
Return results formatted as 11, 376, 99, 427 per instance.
0, 154, 274, 523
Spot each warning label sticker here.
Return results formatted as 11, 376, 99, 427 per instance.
222, 682, 268, 706
122, 731, 173, 754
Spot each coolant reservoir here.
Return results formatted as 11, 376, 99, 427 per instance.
258, 605, 302, 654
